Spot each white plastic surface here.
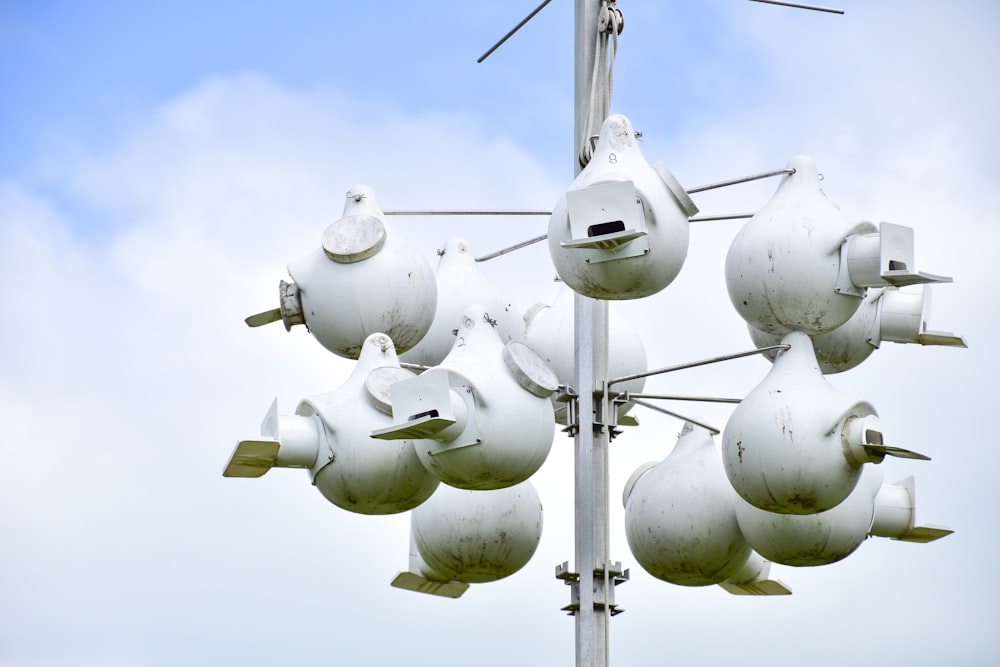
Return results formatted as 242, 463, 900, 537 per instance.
879, 285, 967, 347
401, 238, 525, 367
286, 185, 437, 358
222, 397, 320, 476
403, 305, 555, 490
842, 222, 952, 291
548, 114, 690, 300
722, 331, 878, 514
717, 552, 791, 596
410, 480, 543, 584
524, 284, 647, 423
371, 370, 477, 445
871, 476, 953, 542
623, 423, 754, 587
748, 287, 881, 374
502, 341, 559, 398
735, 464, 882, 566
725, 155, 872, 335
297, 333, 440, 515
748, 284, 966, 374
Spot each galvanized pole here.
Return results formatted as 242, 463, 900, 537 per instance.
573, 1, 612, 666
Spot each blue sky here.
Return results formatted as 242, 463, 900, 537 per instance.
2, 1, 999, 665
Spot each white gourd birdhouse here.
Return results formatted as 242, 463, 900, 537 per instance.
725, 156, 874, 335
748, 285, 966, 374
524, 284, 647, 424
735, 464, 883, 566
721, 330, 927, 515
736, 466, 952, 566
547, 114, 695, 300
623, 422, 790, 595
401, 237, 525, 368
246, 185, 437, 359
372, 304, 557, 490
222, 333, 440, 515
726, 156, 952, 337
390, 481, 543, 598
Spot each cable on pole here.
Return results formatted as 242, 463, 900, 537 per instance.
578, 1, 623, 168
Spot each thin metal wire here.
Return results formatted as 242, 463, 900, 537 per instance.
689, 213, 755, 222
749, 0, 845, 14
630, 398, 721, 435
686, 168, 794, 194
607, 344, 789, 386
478, 0, 555, 63
475, 234, 549, 262
383, 210, 551, 216
384, 167, 793, 219
624, 392, 742, 404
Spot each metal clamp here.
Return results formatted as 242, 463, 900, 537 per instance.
555, 561, 630, 616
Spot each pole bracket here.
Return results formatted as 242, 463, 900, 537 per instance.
555, 561, 630, 616
556, 385, 580, 436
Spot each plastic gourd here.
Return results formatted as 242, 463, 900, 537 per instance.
222, 333, 440, 515
736, 466, 952, 566
524, 284, 647, 423
246, 185, 437, 359
623, 422, 790, 594
372, 304, 557, 490
868, 476, 953, 544
722, 331, 890, 515
391, 481, 543, 598
547, 114, 695, 300
401, 237, 525, 368
748, 285, 967, 374
735, 464, 883, 566
725, 156, 876, 335
301, 334, 440, 513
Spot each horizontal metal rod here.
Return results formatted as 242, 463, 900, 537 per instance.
383, 209, 551, 216
475, 234, 549, 262
386, 209, 756, 224
687, 168, 794, 194
624, 392, 742, 404
477, 0, 554, 63
388, 170, 790, 218
749, 0, 844, 14
689, 213, 755, 222
630, 399, 721, 435
608, 345, 789, 387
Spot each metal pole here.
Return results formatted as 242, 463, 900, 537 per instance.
574, 1, 611, 666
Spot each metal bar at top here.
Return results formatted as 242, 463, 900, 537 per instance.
478, 0, 555, 62
383, 210, 551, 216
624, 393, 743, 404
386, 210, 756, 222
749, 0, 845, 14
689, 213, 755, 222
686, 168, 794, 194
475, 234, 548, 262
607, 345, 789, 387
630, 398, 722, 435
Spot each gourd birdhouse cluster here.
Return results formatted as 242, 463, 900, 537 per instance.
228, 154, 961, 599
